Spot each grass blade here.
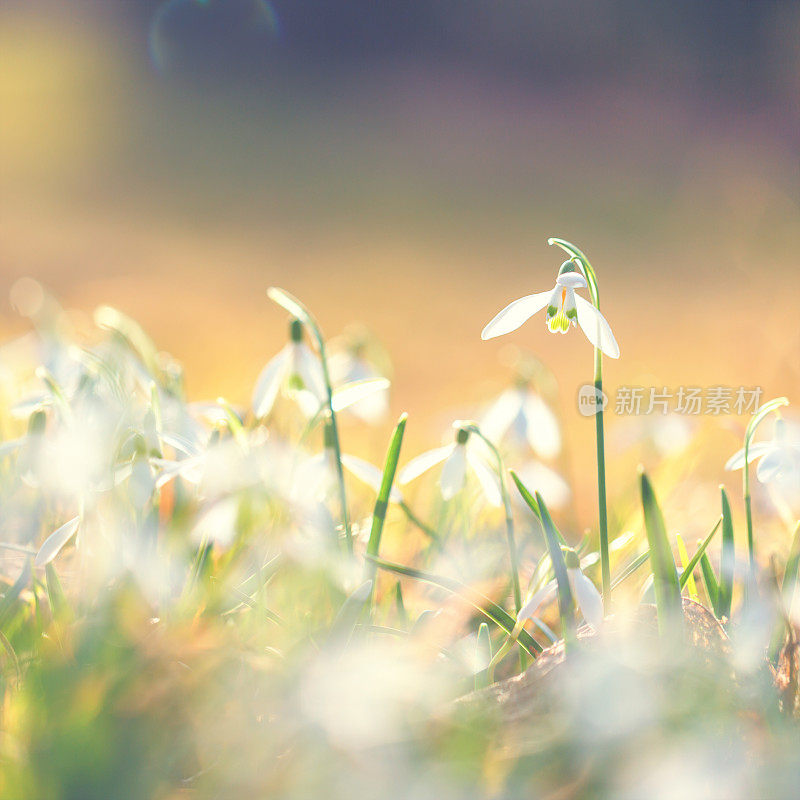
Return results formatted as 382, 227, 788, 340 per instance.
718, 487, 735, 620
699, 551, 720, 615
365, 554, 542, 656
536, 492, 575, 645
639, 470, 681, 633
611, 550, 650, 591
676, 534, 698, 601
679, 516, 722, 590
364, 414, 408, 602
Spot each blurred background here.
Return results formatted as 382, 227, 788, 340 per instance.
2, 0, 799, 527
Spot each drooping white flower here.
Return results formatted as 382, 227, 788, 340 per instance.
328, 339, 390, 425
398, 425, 502, 506
516, 549, 604, 632
252, 319, 326, 419
725, 418, 800, 485
481, 260, 619, 358
481, 382, 561, 459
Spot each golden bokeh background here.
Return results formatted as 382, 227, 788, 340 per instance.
2, 0, 799, 534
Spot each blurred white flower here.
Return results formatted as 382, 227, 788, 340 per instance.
328, 343, 389, 424
516, 549, 604, 631
725, 417, 800, 485
252, 318, 326, 418
512, 459, 571, 510
398, 425, 501, 506
481, 383, 561, 459
481, 260, 619, 358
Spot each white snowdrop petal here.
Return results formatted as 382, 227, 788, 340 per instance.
574, 294, 620, 359
341, 453, 403, 503
397, 445, 454, 485
331, 378, 390, 413
555, 272, 588, 289
481, 290, 553, 340
517, 580, 557, 621
439, 445, 468, 500
522, 393, 561, 458
35, 516, 80, 567
724, 441, 772, 471
569, 568, 604, 631
466, 451, 503, 507
295, 344, 327, 401
480, 389, 525, 443
252, 348, 290, 418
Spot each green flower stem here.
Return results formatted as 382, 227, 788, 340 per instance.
463, 423, 521, 613
267, 288, 352, 553
548, 238, 610, 611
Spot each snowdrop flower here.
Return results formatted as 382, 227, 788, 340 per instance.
398, 425, 502, 506
328, 332, 389, 424
252, 319, 326, 419
515, 549, 604, 632
481, 378, 561, 459
481, 260, 619, 358
725, 418, 800, 485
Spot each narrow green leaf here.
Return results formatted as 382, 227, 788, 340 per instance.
364, 414, 408, 599
366, 554, 542, 655
611, 550, 650, 591
639, 470, 682, 632
394, 581, 408, 627
679, 517, 722, 590
536, 492, 575, 643
699, 551, 720, 615
509, 469, 541, 520
718, 487, 735, 619
45, 563, 70, 621
676, 534, 698, 601
781, 521, 800, 610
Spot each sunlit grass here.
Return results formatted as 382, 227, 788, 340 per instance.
0, 271, 798, 799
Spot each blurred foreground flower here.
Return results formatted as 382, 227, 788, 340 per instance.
252, 318, 325, 418
398, 424, 501, 506
481, 260, 619, 358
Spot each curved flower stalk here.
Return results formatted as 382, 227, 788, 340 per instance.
480, 379, 561, 460
252, 318, 327, 419
397, 424, 502, 507
267, 288, 353, 554
724, 397, 789, 567
514, 549, 604, 633
480, 238, 618, 612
